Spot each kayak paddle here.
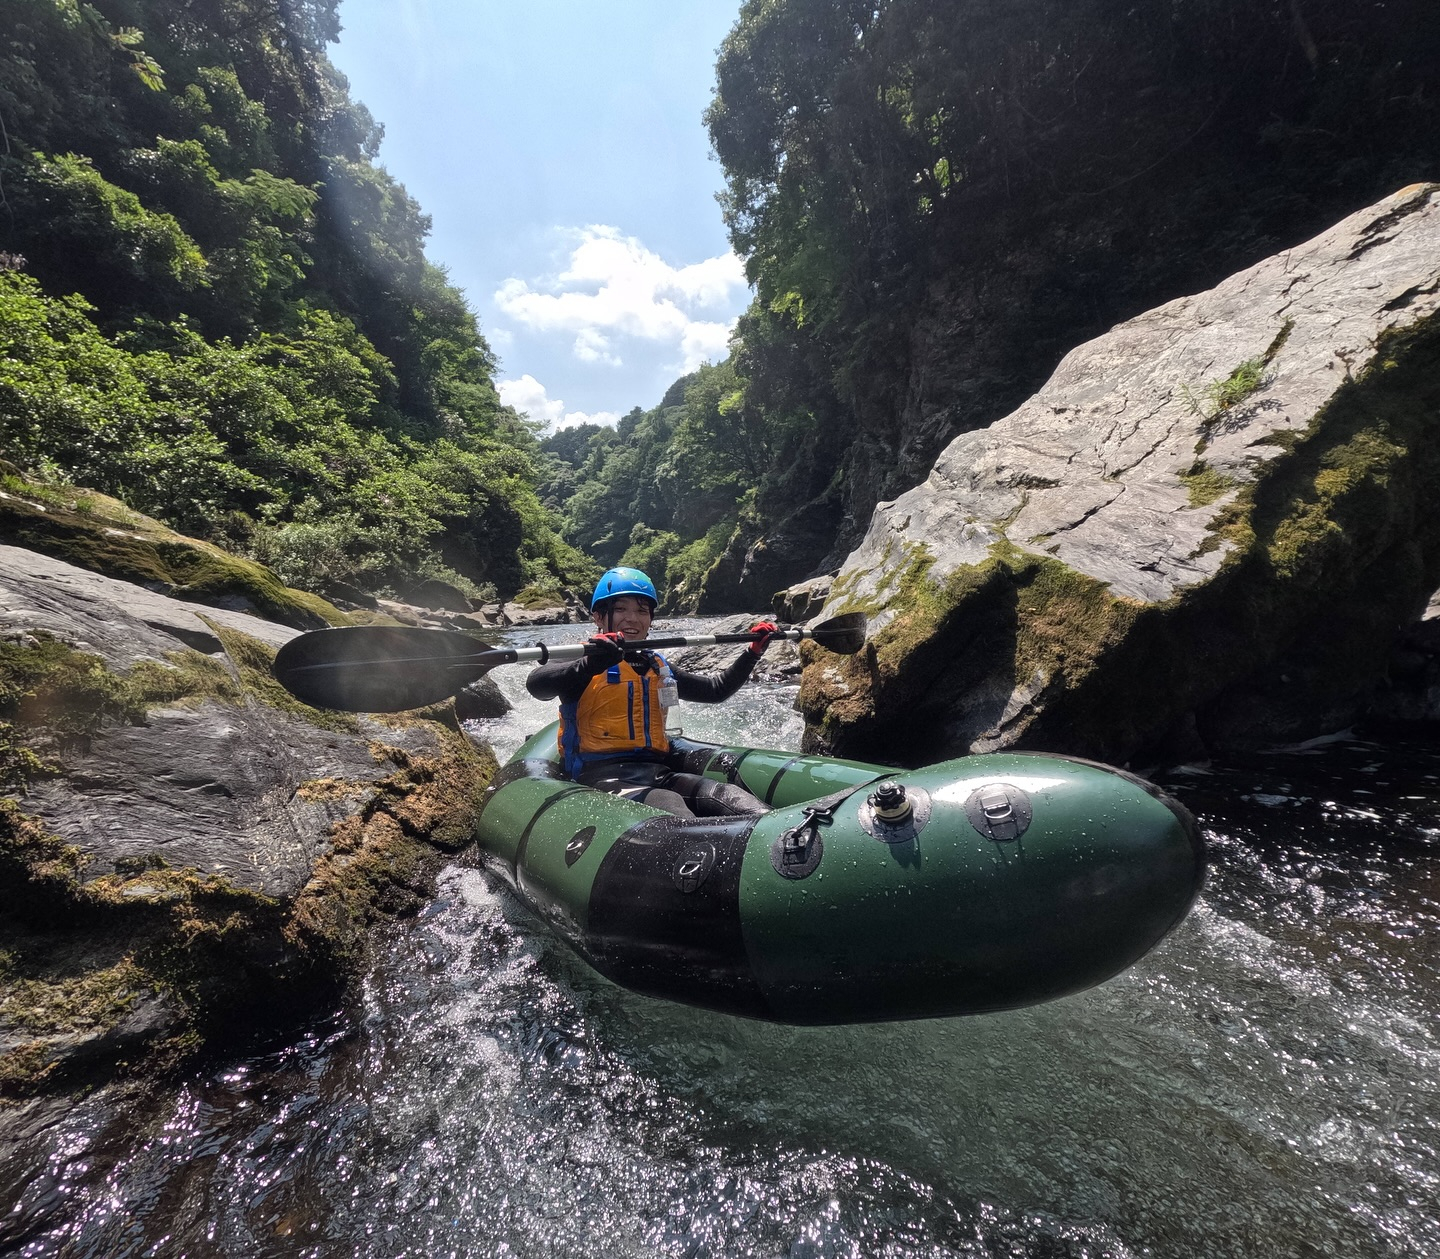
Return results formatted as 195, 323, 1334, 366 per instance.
271, 613, 867, 713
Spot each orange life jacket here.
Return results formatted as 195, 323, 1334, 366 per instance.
557, 653, 675, 777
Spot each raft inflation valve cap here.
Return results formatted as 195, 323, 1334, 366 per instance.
858, 780, 932, 844
868, 782, 913, 823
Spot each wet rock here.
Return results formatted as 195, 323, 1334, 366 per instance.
0, 545, 494, 1095
436, 610, 502, 633
808, 184, 1440, 764
455, 675, 511, 721
374, 597, 444, 628
401, 578, 471, 613
321, 580, 380, 610
1371, 587, 1440, 724
773, 576, 834, 623
501, 601, 573, 627
668, 615, 802, 683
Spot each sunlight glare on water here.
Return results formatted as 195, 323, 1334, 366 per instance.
2, 621, 1437, 1258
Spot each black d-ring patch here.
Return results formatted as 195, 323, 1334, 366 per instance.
565, 826, 596, 867
672, 843, 716, 893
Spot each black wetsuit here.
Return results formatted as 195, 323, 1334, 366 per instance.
525, 648, 768, 819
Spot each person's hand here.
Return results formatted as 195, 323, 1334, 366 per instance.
748, 621, 780, 656
584, 631, 626, 671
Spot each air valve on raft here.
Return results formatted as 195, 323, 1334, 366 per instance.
869, 782, 912, 822
858, 781, 932, 844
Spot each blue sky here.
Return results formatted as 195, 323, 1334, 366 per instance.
328, 1, 750, 430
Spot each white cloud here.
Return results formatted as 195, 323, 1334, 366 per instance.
494, 226, 748, 373
497, 374, 620, 433
573, 328, 621, 366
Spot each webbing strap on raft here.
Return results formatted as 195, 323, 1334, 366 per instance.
773, 771, 897, 878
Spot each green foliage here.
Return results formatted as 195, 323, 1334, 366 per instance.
542, 367, 770, 608
545, 345, 846, 610
1182, 358, 1269, 421
0, 0, 572, 600
618, 523, 683, 578
663, 523, 738, 609
28, 152, 209, 292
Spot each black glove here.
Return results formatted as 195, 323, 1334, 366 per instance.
583, 631, 626, 672
748, 621, 780, 657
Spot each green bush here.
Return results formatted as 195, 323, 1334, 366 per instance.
663, 523, 737, 608
619, 523, 683, 577
0, 273, 579, 598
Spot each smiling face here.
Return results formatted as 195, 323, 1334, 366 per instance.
592, 595, 653, 641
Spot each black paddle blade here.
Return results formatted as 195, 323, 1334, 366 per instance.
806, 611, 867, 655
272, 626, 497, 712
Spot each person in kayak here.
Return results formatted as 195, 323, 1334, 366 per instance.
524, 566, 778, 819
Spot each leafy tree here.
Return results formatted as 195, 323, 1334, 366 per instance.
703, 0, 1440, 581
0, 0, 593, 598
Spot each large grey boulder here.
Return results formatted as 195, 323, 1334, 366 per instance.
0, 546, 490, 1093
805, 184, 1440, 764
772, 575, 833, 623
0, 545, 296, 658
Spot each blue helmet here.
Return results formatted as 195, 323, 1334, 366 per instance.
590, 566, 657, 611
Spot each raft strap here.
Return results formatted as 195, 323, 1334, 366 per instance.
771, 772, 897, 880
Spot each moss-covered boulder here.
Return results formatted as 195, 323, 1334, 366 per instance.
0, 467, 349, 631
0, 546, 493, 1096
803, 185, 1440, 765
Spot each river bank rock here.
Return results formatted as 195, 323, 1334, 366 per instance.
0, 545, 493, 1097
454, 676, 511, 721
1370, 587, 1440, 725
773, 575, 834, 623
802, 184, 1440, 766
0, 466, 348, 631
500, 601, 572, 627
668, 615, 802, 683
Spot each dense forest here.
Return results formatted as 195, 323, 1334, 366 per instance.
550, 0, 1440, 611
0, 0, 591, 602
4, 1, 1439, 614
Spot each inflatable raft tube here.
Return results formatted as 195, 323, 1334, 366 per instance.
474, 724, 1205, 1024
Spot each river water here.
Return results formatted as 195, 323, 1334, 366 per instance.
3, 619, 1438, 1258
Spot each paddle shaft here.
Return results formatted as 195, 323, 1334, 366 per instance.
446, 627, 810, 673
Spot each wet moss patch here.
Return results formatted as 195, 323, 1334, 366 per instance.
0, 633, 242, 790
1179, 461, 1236, 508
0, 953, 144, 1040
286, 730, 494, 963
202, 618, 360, 734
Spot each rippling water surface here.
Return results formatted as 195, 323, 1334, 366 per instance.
3, 620, 1438, 1257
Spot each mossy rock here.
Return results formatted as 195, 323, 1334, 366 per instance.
0, 472, 349, 630
511, 583, 568, 610
806, 187, 1440, 764
0, 623, 495, 1096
